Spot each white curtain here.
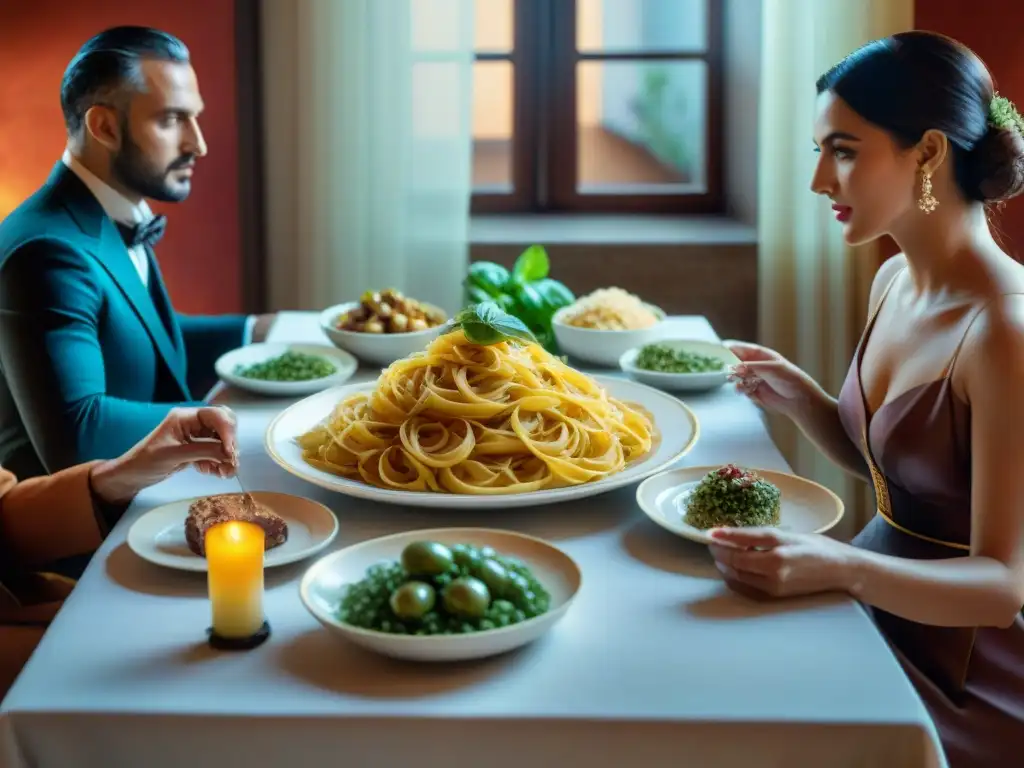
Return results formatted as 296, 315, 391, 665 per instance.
260, 0, 475, 316
758, 0, 914, 540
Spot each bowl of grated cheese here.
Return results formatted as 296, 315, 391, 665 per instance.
552, 288, 666, 367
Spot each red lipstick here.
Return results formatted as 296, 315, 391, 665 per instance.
832, 204, 852, 222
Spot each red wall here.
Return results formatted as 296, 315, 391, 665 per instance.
0, 0, 242, 314
916, 0, 1024, 258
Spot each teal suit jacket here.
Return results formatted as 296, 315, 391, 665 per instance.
0, 163, 246, 478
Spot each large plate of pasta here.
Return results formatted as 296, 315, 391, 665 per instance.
264, 328, 700, 508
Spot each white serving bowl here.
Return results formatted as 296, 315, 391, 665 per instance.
551, 303, 666, 367
299, 527, 582, 662
214, 342, 357, 397
619, 338, 739, 392
318, 302, 447, 366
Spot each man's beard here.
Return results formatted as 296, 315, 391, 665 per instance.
112, 128, 194, 203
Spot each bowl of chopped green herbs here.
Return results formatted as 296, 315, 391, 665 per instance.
619, 339, 739, 392
299, 528, 581, 661
215, 343, 358, 396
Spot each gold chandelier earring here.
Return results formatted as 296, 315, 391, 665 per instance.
918, 169, 939, 214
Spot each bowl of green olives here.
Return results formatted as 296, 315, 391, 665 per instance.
299, 528, 582, 661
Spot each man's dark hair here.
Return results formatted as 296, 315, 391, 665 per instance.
60, 26, 190, 135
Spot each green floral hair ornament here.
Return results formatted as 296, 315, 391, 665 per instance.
989, 92, 1024, 135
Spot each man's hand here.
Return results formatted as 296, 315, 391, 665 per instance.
89, 407, 239, 506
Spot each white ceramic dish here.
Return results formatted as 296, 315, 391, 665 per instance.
619, 339, 739, 392
635, 465, 844, 545
551, 303, 667, 367
215, 343, 357, 397
300, 527, 582, 662
265, 375, 700, 509
127, 491, 339, 572
319, 302, 448, 366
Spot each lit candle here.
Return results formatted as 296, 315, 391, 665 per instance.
206, 521, 268, 646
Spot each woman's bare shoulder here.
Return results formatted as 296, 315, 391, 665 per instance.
960, 290, 1024, 398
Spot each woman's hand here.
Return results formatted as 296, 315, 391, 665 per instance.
708, 527, 856, 599
725, 341, 825, 418
89, 407, 239, 506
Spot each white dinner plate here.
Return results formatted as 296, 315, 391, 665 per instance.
215, 342, 358, 397
264, 375, 700, 509
127, 491, 339, 572
300, 527, 582, 662
635, 465, 844, 545
619, 339, 739, 393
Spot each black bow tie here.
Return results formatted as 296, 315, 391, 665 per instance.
116, 215, 167, 249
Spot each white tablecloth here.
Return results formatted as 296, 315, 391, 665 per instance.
0, 313, 945, 768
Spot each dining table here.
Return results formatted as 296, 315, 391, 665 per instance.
0, 311, 946, 768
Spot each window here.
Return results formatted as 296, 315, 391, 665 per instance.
472, 0, 722, 214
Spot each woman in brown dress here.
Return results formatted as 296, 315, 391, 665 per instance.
715, 31, 1024, 767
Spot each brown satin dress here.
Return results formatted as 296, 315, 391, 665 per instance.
836, 269, 1024, 768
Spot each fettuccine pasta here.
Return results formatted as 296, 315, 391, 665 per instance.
295, 329, 657, 494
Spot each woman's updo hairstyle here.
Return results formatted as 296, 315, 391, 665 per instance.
816, 31, 1024, 204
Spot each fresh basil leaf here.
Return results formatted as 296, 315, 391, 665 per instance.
533, 278, 575, 310
453, 301, 537, 346
459, 318, 507, 345
454, 304, 484, 325
509, 282, 548, 329
466, 262, 512, 296
475, 301, 537, 344
495, 293, 517, 314
453, 304, 502, 345
511, 245, 549, 284
466, 285, 493, 306
493, 317, 537, 345
464, 286, 517, 317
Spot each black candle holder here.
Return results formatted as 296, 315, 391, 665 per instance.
207, 620, 271, 650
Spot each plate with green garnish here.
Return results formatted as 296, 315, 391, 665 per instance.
619, 339, 739, 392
636, 464, 844, 545
215, 343, 358, 396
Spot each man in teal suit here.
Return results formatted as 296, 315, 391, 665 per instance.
0, 27, 275, 479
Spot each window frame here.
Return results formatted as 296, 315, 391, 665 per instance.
471, 0, 724, 215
